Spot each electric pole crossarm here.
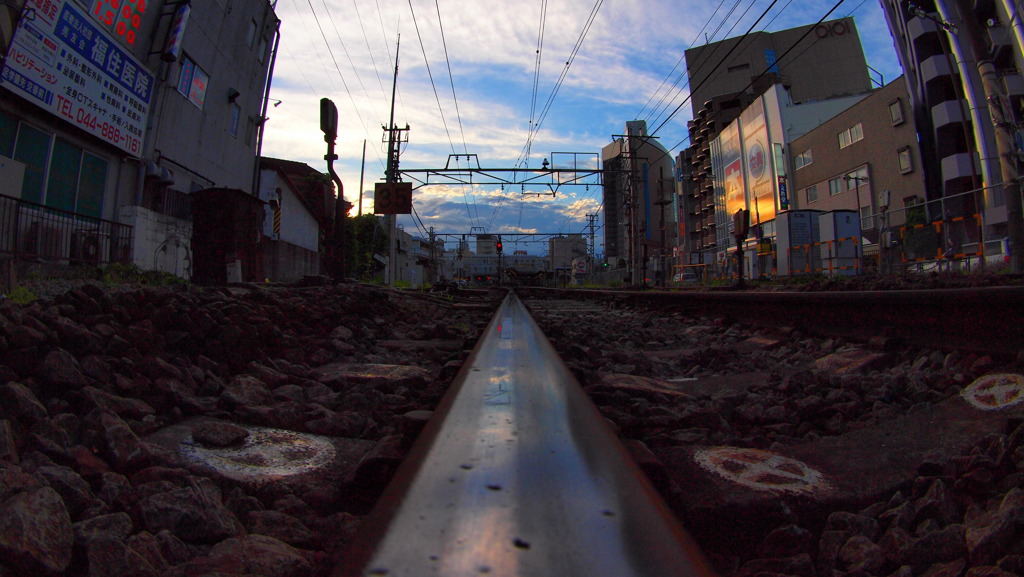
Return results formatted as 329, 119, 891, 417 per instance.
396, 167, 622, 188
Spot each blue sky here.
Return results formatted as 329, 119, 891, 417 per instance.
261, 0, 903, 254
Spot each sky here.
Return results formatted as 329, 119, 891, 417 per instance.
260, 0, 903, 254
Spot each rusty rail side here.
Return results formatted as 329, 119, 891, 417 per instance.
338, 291, 717, 577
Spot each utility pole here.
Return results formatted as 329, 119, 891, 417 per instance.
619, 135, 639, 287
358, 139, 366, 216
655, 166, 671, 287
429, 227, 436, 284
586, 213, 598, 281
383, 38, 410, 286
952, 0, 1024, 273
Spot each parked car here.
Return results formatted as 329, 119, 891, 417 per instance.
673, 270, 699, 284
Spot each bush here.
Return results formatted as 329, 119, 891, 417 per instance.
101, 263, 188, 287
6, 286, 37, 304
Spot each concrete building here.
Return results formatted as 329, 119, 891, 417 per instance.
879, 0, 1017, 252
685, 17, 873, 119
0, 0, 279, 281
258, 157, 332, 282
601, 120, 674, 283
679, 18, 876, 268
789, 78, 928, 271
790, 79, 926, 224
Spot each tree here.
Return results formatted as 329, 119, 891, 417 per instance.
345, 214, 388, 281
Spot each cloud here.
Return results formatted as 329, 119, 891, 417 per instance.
264, 0, 903, 249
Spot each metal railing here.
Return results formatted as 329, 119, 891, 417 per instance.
680, 187, 1009, 280
0, 194, 133, 266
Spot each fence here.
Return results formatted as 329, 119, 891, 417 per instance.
0, 193, 133, 266
868, 188, 993, 273
687, 187, 1007, 281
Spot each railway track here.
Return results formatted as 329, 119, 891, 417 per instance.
340, 286, 1024, 577
516, 285, 1024, 356
339, 291, 717, 577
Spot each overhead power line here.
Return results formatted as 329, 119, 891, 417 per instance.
516, 0, 605, 168
407, 0, 457, 155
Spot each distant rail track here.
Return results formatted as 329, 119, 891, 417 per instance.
515, 286, 1024, 357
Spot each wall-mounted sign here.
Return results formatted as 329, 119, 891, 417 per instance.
374, 182, 413, 214
1, 0, 153, 155
177, 55, 208, 109
90, 0, 146, 47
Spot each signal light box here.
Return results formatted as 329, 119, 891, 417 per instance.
374, 182, 413, 215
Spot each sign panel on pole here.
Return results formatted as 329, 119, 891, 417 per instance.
0, 0, 153, 156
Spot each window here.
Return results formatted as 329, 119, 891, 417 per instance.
897, 147, 913, 173
0, 112, 16, 157
829, 178, 842, 196
794, 150, 812, 170
806, 185, 818, 204
247, 19, 258, 48
860, 205, 872, 226
229, 104, 241, 137
258, 36, 268, 64
3, 116, 107, 216
13, 123, 50, 205
889, 99, 904, 125
47, 139, 81, 213
177, 55, 210, 109
845, 167, 869, 190
838, 122, 864, 149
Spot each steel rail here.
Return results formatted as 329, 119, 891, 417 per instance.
338, 291, 717, 577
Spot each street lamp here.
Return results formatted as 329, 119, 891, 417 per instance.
842, 173, 869, 275
842, 174, 869, 230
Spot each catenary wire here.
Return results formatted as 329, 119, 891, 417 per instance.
407, 0, 458, 155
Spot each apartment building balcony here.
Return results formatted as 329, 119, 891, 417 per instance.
920, 54, 956, 86
941, 152, 982, 183
907, 13, 938, 42
931, 99, 968, 130
1004, 73, 1024, 98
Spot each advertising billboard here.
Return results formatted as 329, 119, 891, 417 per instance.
740, 100, 776, 224
714, 121, 745, 238
0, 0, 153, 155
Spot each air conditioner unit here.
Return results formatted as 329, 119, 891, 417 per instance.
71, 230, 105, 265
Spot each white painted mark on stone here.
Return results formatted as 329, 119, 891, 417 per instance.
961, 373, 1024, 410
181, 426, 336, 482
694, 447, 830, 495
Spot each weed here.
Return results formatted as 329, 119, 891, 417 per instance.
6, 286, 37, 304
101, 263, 188, 287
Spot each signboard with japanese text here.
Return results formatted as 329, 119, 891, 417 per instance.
0, 0, 153, 155
90, 0, 147, 48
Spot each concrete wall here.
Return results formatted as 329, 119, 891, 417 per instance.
120, 205, 193, 279
264, 240, 319, 282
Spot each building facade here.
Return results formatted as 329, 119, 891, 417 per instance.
0, 0, 279, 280
679, 18, 875, 269
601, 120, 675, 283
789, 78, 928, 271
258, 157, 331, 282
685, 18, 873, 117
879, 0, 1019, 252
